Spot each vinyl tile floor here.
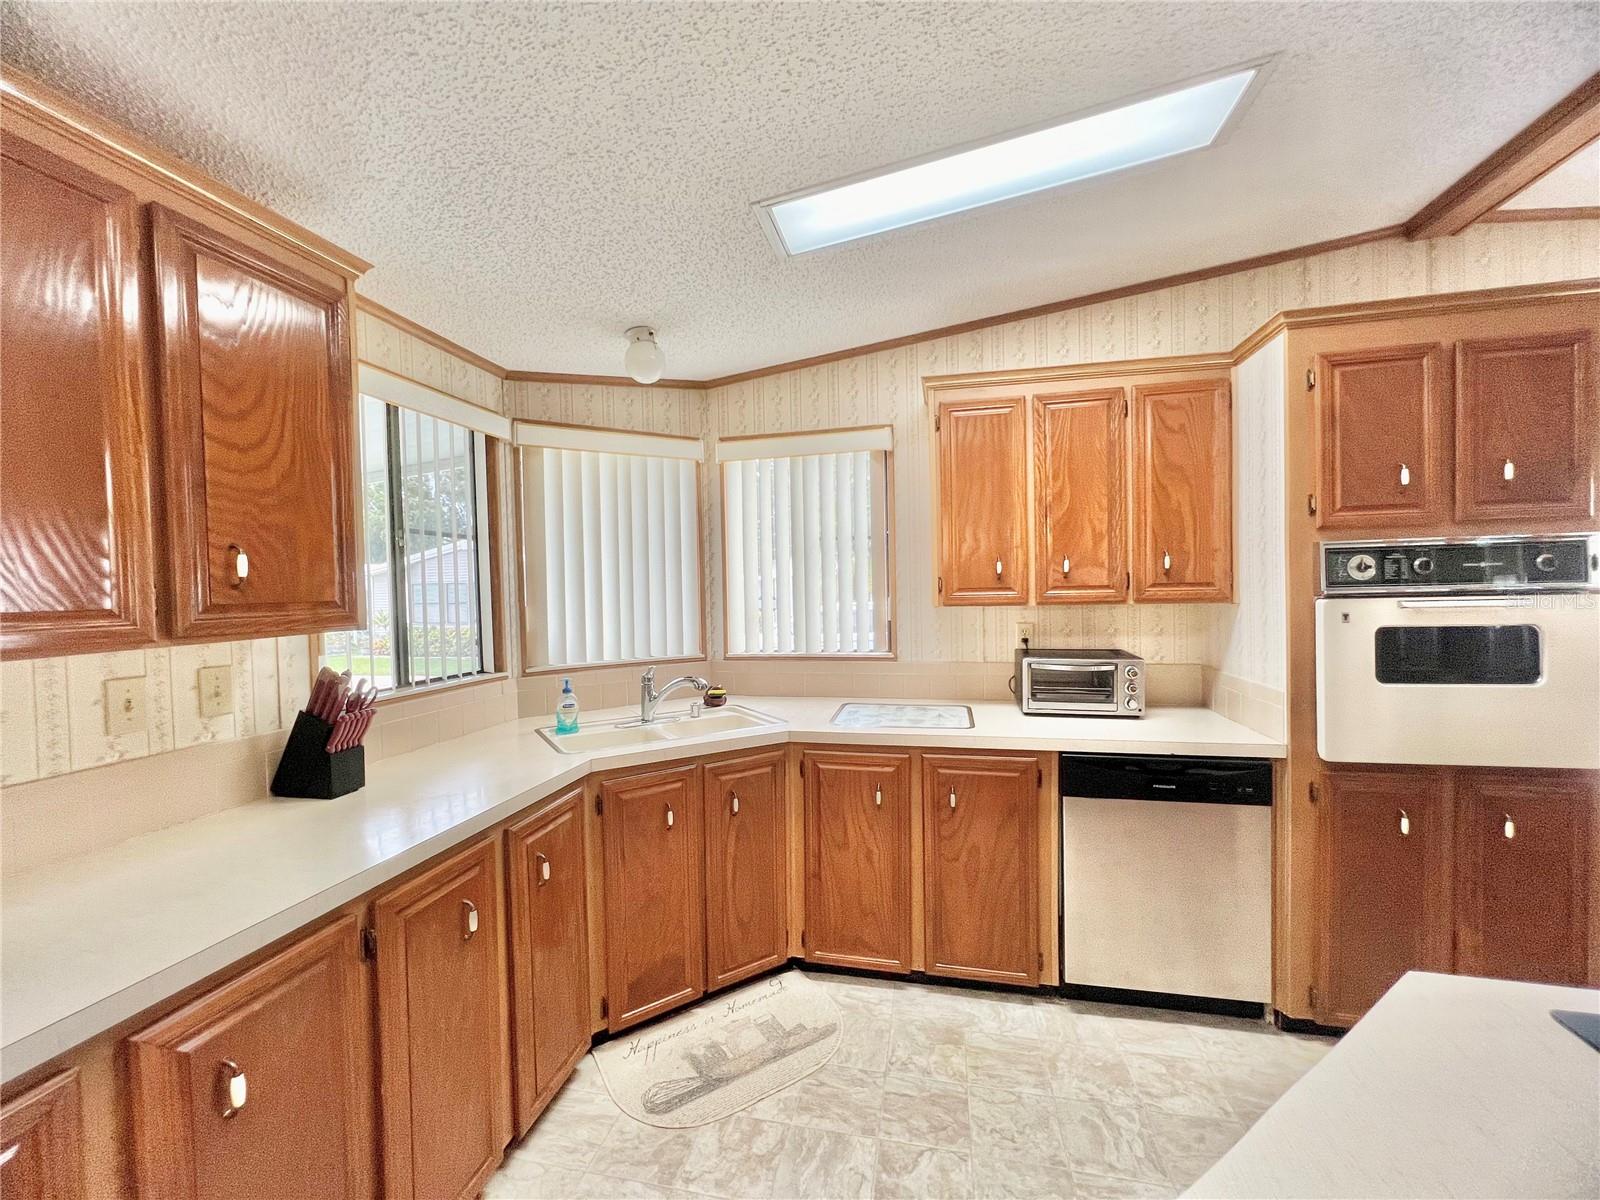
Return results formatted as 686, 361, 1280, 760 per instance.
485, 970, 1336, 1200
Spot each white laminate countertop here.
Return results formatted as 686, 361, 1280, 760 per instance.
0, 697, 1280, 1082
1189, 971, 1600, 1199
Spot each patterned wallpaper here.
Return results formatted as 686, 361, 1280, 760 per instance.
354, 306, 505, 413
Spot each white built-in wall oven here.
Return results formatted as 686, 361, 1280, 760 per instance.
1316, 534, 1600, 769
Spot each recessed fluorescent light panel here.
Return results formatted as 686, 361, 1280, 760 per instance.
758, 66, 1260, 256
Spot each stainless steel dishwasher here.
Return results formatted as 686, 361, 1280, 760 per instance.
1060, 753, 1272, 1007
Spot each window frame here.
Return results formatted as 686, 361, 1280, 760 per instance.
717, 424, 897, 661
513, 420, 708, 677
320, 395, 503, 698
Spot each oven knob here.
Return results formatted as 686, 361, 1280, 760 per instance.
1125, 697, 1140, 710
1412, 555, 1434, 576
1535, 552, 1557, 572
1126, 680, 1139, 694
1346, 553, 1377, 582
1125, 665, 1140, 679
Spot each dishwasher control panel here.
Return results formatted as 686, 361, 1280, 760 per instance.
1060, 753, 1272, 805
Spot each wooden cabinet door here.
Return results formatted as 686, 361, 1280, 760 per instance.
802, 750, 912, 973
128, 916, 374, 1200
1317, 770, 1453, 1027
704, 749, 789, 991
601, 764, 704, 1030
150, 204, 360, 640
1131, 379, 1233, 601
1316, 344, 1451, 529
374, 838, 510, 1200
1455, 771, 1594, 986
1033, 390, 1127, 603
922, 754, 1040, 986
0, 135, 157, 657
0, 1069, 83, 1200
936, 397, 1028, 604
1455, 332, 1594, 523
507, 789, 591, 1136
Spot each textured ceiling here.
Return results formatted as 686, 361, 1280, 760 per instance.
2, 2, 1594, 379
1500, 140, 1600, 209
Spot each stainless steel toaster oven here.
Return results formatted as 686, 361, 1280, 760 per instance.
1015, 648, 1145, 717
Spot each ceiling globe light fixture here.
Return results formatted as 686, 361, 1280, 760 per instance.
623, 326, 665, 384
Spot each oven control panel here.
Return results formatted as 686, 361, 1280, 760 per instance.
1322, 534, 1599, 594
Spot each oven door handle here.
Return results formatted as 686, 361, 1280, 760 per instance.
1395, 598, 1536, 610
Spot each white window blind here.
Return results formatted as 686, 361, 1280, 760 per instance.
519, 426, 703, 669
719, 427, 892, 656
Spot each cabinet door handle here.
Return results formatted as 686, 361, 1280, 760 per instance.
874, 785, 882, 808
228, 544, 250, 587
536, 852, 550, 885
995, 558, 1003, 578
1061, 556, 1071, 576
1162, 550, 1172, 573
461, 898, 478, 939
948, 788, 957, 810
219, 1058, 247, 1118
1398, 463, 1410, 487
666, 804, 675, 829
1503, 813, 1516, 840
0, 1144, 18, 1168
1503, 458, 1515, 482
1398, 809, 1410, 837
730, 793, 740, 815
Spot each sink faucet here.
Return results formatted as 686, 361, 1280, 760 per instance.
639, 666, 710, 724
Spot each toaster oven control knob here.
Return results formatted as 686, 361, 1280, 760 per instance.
1125, 665, 1140, 679
1125, 697, 1140, 710
1535, 552, 1557, 573
1346, 553, 1377, 582
1412, 555, 1434, 576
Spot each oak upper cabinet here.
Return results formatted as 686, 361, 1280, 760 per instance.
922, 754, 1040, 986
373, 838, 510, 1200
506, 790, 591, 1136
802, 750, 912, 973
936, 396, 1029, 604
1033, 390, 1128, 603
1455, 332, 1594, 523
150, 205, 361, 641
128, 916, 375, 1200
704, 749, 789, 991
601, 764, 705, 1030
0, 1069, 83, 1200
1131, 379, 1233, 601
1316, 344, 1451, 529
1317, 769, 1453, 1027
1454, 771, 1593, 986
0, 133, 158, 657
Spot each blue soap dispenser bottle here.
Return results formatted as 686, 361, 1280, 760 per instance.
555, 677, 580, 734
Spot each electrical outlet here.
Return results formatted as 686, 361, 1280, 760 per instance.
1016, 620, 1036, 646
104, 677, 146, 736
198, 664, 234, 719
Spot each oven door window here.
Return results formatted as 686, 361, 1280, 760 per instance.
1029, 662, 1117, 707
1374, 625, 1542, 685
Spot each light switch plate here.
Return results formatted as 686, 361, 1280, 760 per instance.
104, 677, 146, 736
198, 665, 234, 719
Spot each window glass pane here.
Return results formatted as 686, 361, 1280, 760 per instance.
520, 446, 702, 668
722, 445, 891, 656
322, 395, 397, 690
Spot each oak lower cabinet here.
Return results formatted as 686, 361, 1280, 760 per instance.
0, 1069, 83, 1200
1455, 331, 1593, 523
935, 396, 1030, 604
802, 750, 913, 973
1454, 771, 1593, 986
128, 916, 374, 1200
506, 789, 591, 1136
1316, 769, 1453, 1028
1131, 378, 1233, 601
0, 131, 158, 657
922, 754, 1040, 985
704, 750, 789, 990
373, 838, 510, 1200
601, 764, 706, 1031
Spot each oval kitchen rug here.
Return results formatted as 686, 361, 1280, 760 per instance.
591, 970, 842, 1127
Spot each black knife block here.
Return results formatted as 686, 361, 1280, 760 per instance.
270, 711, 365, 800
